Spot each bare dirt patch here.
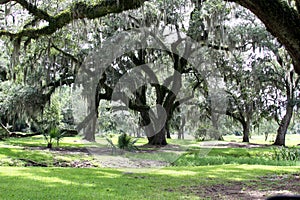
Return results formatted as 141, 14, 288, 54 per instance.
181, 174, 300, 200
23, 145, 173, 168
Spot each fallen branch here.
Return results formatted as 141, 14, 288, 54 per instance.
0, 122, 11, 135
9, 132, 42, 138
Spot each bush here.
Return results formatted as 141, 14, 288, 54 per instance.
272, 147, 300, 162
194, 127, 207, 142
117, 133, 138, 151
44, 126, 64, 148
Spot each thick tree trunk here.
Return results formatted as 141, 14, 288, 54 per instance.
274, 103, 294, 146
140, 110, 168, 145
148, 127, 168, 146
83, 113, 96, 142
166, 124, 171, 139
242, 120, 250, 142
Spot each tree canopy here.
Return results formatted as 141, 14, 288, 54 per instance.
0, 0, 299, 72
1, 0, 299, 146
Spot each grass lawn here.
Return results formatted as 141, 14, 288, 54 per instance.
0, 135, 300, 199
223, 134, 300, 146
1, 165, 300, 200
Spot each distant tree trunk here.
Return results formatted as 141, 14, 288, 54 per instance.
136, 126, 141, 138
177, 126, 184, 140
211, 113, 224, 141
47, 143, 52, 149
178, 117, 185, 139
274, 102, 294, 146
166, 123, 171, 139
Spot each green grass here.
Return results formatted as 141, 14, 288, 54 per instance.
174, 147, 300, 166
1, 135, 299, 167
174, 154, 298, 166
0, 136, 102, 167
223, 134, 300, 146
5, 135, 105, 148
0, 165, 299, 200
1, 135, 300, 199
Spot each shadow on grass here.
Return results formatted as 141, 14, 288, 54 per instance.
0, 165, 299, 200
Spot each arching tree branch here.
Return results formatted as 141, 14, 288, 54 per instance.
0, 0, 147, 39
226, 0, 300, 73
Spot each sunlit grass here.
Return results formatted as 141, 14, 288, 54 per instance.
0, 133, 300, 199
223, 134, 300, 146
0, 165, 299, 200
174, 146, 300, 166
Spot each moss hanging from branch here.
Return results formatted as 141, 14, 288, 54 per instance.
0, 0, 147, 40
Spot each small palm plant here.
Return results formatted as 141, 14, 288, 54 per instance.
44, 126, 64, 148
117, 133, 138, 152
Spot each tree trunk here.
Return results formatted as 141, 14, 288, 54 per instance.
148, 127, 168, 146
211, 113, 224, 141
178, 117, 185, 139
166, 123, 171, 139
274, 103, 294, 146
83, 113, 96, 142
140, 110, 168, 145
242, 120, 250, 142
178, 128, 184, 139
47, 143, 52, 149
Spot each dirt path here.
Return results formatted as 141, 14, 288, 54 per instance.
25, 141, 271, 168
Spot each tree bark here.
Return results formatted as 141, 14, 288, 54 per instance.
83, 113, 97, 142
166, 123, 171, 139
211, 113, 224, 140
148, 127, 168, 146
242, 120, 250, 142
140, 110, 168, 145
274, 102, 294, 146
178, 117, 185, 139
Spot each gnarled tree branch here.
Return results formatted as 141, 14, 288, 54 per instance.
0, 0, 147, 40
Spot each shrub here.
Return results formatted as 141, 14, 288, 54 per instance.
272, 147, 300, 162
117, 133, 138, 151
43, 126, 64, 148
194, 127, 207, 142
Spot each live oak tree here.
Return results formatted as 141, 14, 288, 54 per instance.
260, 47, 300, 146
0, 0, 299, 72
0, 0, 299, 144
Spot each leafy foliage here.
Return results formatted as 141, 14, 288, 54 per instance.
43, 126, 64, 148
272, 147, 300, 162
117, 133, 138, 151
